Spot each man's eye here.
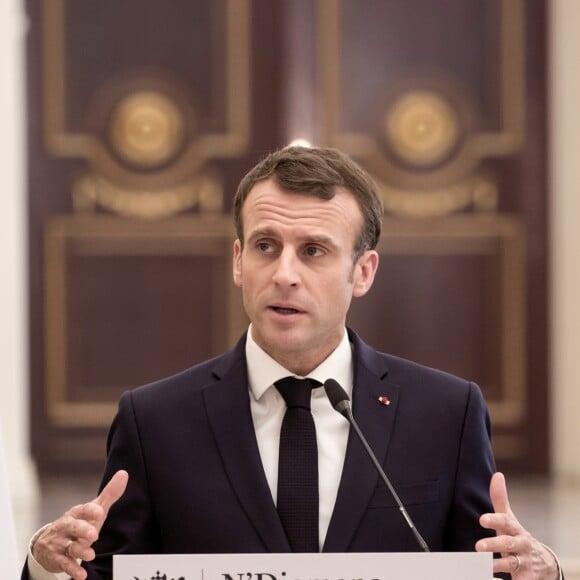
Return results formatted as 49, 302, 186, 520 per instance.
305, 246, 324, 257
257, 242, 272, 253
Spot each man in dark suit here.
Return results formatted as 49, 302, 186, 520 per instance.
25, 146, 561, 580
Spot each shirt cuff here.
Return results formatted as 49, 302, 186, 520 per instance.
27, 525, 75, 580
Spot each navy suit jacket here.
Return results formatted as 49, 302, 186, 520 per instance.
27, 330, 500, 579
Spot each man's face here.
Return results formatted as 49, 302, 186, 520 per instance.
233, 178, 378, 375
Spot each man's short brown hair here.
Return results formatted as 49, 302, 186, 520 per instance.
233, 146, 383, 258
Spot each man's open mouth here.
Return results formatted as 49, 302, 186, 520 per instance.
271, 306, 300, 315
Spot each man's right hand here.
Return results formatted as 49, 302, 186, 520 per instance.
32, 469, 129, 580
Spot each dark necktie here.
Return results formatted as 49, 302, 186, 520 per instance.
275, 376, 321, 552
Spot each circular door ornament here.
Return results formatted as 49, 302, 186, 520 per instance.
109, 91, 185, 168
385, 90, 459, 168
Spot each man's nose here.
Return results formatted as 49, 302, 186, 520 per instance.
271, 248, 300, 286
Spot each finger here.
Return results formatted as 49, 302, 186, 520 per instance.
475, 533, 523, 555
68, 502, 109, 529
66, 471, 128, 534
479, 512, 521, 535
58, 513, 100, 543
93, 470, 129, 514
55, 552, 88, 580
66, 539, 96, 563
491, 554, 522, 575
489, 472, 511, 515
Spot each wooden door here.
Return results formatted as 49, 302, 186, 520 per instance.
26, 0, 548, 472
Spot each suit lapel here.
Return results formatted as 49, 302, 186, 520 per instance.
202, 336, 290, 553
323, 333, 399, 552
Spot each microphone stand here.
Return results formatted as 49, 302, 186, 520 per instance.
324, 379, 430, 553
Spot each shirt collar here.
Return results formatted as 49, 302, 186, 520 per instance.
245, 324, 354, 401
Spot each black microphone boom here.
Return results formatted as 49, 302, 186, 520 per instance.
323, 378, 430, 553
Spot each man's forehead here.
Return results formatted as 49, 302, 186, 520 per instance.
244, 179, 357, 206
243, 189, 359, 221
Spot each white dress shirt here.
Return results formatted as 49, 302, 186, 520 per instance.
246, 325, 353, 550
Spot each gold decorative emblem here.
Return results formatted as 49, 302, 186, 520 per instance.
385, 91, 459, 167
109, 91, 185, 168
377, 174, 498, 219
73, 172, 223, 219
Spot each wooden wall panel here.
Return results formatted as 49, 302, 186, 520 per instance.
27, 0, 277, 471
39, 215, 246, 467
348, 216, 527, 457
320, 0, 548, 471
26, 0, 548, 472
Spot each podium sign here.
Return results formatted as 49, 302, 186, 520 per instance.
114, 551, 492, 580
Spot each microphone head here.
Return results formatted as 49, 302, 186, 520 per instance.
323, 378, 351, 412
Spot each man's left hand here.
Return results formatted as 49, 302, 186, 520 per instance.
475, 472, 559, 579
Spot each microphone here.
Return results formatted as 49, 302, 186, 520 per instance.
324, 378, 430, 552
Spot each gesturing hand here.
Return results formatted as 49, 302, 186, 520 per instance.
475, 472, 559, 579
32, 469, 129, 580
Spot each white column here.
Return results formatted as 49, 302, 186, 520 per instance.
0, 0, 39, 559
550, 0, 580, 481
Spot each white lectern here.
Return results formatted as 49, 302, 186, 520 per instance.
114, 551, 492, 580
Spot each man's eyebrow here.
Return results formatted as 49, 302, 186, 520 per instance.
246, 228, 337, 247
246, 228, 278, 241
303, 235, 334, 244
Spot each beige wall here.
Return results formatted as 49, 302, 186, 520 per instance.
0, 0, 38, 558
550, 0, 580, 481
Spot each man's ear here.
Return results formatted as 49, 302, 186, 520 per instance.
233, 239, 243, 287
352, 250, 379, 298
